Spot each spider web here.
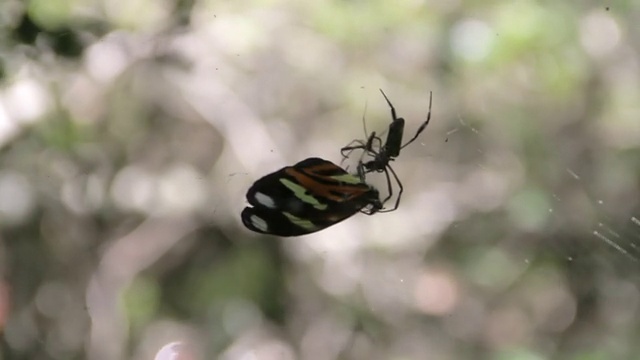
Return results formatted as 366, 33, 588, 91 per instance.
452, 114, 640, 272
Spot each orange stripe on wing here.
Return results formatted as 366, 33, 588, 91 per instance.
301, 161, 346, 176
284, 168, 369, 202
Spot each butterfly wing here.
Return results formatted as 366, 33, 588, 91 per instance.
242, 158, 380, 236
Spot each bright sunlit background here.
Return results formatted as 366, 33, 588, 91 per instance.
0, 0, 639, 359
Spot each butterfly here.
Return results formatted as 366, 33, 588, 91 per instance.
241, 157, 382, 236
341, 89, 433, 212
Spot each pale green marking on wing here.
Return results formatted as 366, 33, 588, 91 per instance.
280, 178, 328, 210
283, 212, 317, 230
330, 173, 365, 184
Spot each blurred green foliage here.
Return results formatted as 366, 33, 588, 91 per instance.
0, 0, 639, 359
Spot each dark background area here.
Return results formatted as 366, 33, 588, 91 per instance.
0, 0, 639, 359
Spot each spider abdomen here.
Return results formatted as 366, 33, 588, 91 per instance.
384, 118, 405, 157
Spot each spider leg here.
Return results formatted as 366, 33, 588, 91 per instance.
342, 139, 376, 179
379, 165, 394, 207
370, 133, 383, 153
387, 164, 404, 211
341, 139, 367, 158
400, 91, 433, 149
343, 128, 379, 157
346, 132, 383, 175
379, 89, 398, 121
341, 139, 367, 152
378, 164, 403, 213
361, 131, 384, 157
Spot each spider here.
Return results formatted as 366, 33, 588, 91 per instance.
340, 89, 433, 212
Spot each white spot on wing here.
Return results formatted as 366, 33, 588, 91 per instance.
255, 191, 276, 208
251, 215, 268, 232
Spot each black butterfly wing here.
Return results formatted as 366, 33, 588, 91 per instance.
242, 158, 379, 236
241, 206, 337, 236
